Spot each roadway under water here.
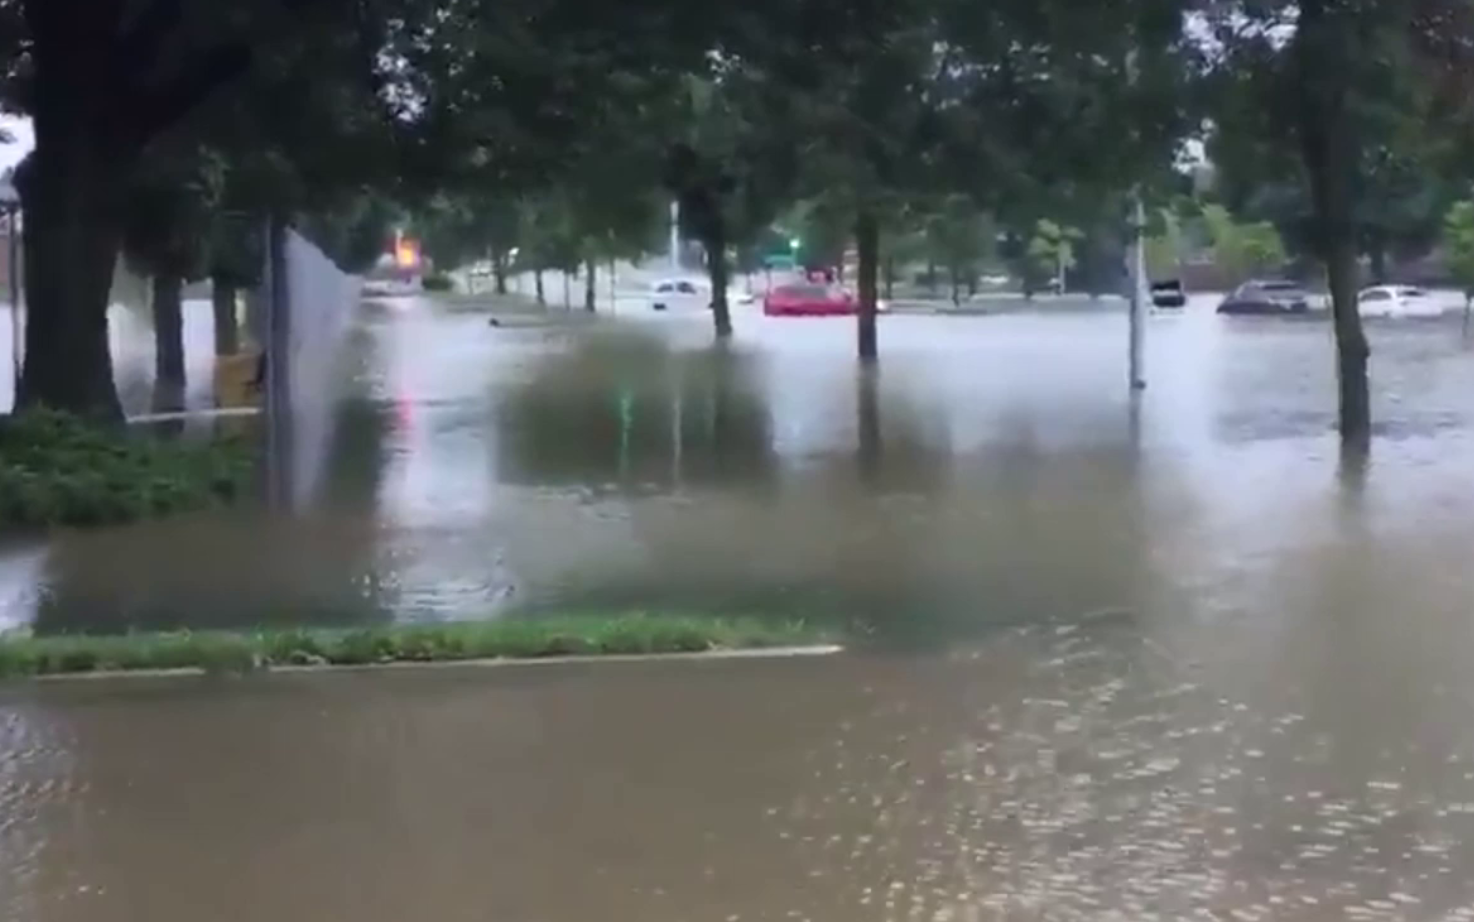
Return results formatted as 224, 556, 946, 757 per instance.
6, 295, 1474, 918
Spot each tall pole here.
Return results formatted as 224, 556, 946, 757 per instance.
1128, 195, 1148, 391
8, 208, 20, 403
669, 200, 681, 271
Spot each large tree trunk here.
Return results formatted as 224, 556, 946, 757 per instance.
152, 273, 185, 411
15, 140, 128, 420
534, 269, 546, 306
583, 258, 597, 312
705, 225, 732, 338
211, 277, 239, 356
883, 256, 895, 301
856, 367, 882, 483
855, 211, 879, 362
1298, 0, 1371, 447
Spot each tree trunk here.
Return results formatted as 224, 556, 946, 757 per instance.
855, 211, 879, 362
883, 256, 895, 301
15, 137, 128, 420
949, 266, 961, 306
925, 258, 938, 294
152, 273, 186, 412
534, 269, 545, 306
856, 367, 882, 483
705, 225, 732, 338
211, 277, 239, 356
1327, 237, 1369, 442
1298, 0, 1371, 447
1463, 292, 1471, 340
562, 271, 571, 309
583, 258, 596, 312
967, 273, 978, 297
493, 250, 508, 295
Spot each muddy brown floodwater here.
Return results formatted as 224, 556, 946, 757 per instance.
9, 295, 1474, 918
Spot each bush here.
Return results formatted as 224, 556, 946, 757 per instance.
0, 615, 836, 679
0, 410, 255, 531
421, 273, 455, 292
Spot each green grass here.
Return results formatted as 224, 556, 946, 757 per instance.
0, 409, 254, 530
0, 615, 835, 680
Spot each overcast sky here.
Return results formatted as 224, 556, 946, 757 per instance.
0, 116, 33, 171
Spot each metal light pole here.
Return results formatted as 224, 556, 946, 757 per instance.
1128, 195, 1148, 390
669, 200, 681, 272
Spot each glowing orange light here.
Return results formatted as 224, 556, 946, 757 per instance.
394, 238, 420, 269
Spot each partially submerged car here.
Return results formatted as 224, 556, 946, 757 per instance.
1217, 280, 1311, 315
1150, 279, 1187, 309
650, 278, 706, 311
1357, 285, 1443, 319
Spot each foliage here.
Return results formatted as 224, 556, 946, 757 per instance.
1026, 220, 1083, 286
421, 273, 456, 292
0, 411, 253, 530
913, 195, 995, 294
1145, 207, 1184, 280
0, 615, 832, 678
1444, 200, 1474, 298
1201, 204, 1288, 282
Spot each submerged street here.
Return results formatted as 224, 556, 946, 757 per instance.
7, 296, 1474, 918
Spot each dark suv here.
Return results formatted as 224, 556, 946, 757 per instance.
1150, 279, 1187, 308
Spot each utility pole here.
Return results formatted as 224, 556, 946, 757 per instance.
1126, 43, 1147, 391
669, 200, 681, 272
1129, 195, 1148, 390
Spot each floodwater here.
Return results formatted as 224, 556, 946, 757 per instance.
6, 294, 1474, 636
9, 295, 1474, 917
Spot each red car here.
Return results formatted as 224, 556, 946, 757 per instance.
763, 282, 858, 317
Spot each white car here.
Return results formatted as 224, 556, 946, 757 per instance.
650, 278, 708, 312
1357, 285, 1443, 319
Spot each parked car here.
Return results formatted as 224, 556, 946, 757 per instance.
763, 283, 859, 317
1150, 279, 1187, 308
1357, 285, 1443, 319
1217, 280, 1311, 315
650, 278, 706, 312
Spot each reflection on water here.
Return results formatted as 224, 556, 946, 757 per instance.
8, 299, 1474, 916
6, 298, 1474, 636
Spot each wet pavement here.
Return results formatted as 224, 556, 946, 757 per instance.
7, 295, 1474, 918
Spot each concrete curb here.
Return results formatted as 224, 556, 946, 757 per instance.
23, 644, 846, 684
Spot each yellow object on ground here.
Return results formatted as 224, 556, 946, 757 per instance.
214, 350, 262, 410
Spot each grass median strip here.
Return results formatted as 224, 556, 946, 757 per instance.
0, 616, 834, 680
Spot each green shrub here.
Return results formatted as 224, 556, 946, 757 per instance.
0, 409, 255, 531
421, 273, 455, 292
0, 615, 834, 679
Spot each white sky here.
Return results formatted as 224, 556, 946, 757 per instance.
0, 116, 33, 171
